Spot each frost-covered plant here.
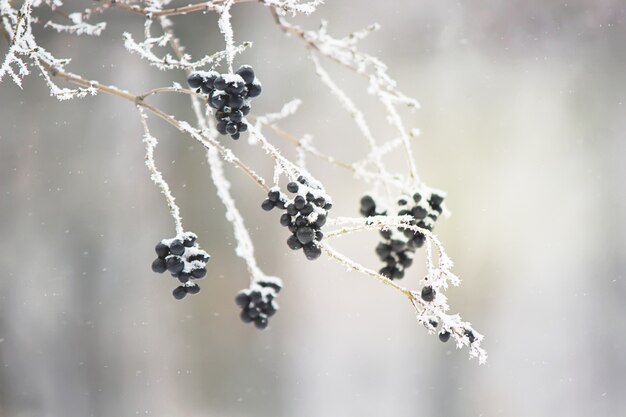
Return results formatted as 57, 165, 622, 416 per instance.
0, 0, 487, 363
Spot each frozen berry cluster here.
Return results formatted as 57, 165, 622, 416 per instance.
360, 189, 445, 280
187, 65, 262, 140
235, 277, 282, 330
261, 176, 332, 261
151, 232, 210, 299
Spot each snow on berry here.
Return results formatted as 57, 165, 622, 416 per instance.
151, 231, 210, 299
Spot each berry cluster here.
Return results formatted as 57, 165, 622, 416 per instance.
187, 65, 262, 140
360, 189, 445, 280
261, 176, 332, 261
151, 232, 210, 299
235, 277, 282, 330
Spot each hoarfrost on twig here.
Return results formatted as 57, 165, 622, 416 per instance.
45, 12, 106, 36
138, 108, 185, 235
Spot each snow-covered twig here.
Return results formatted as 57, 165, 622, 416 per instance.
45, 12, 106, 36
138, 107, 185, 235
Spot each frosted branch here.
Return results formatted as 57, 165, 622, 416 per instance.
123, 27, 251, 71
217, 0, 235, 73
262, 0, 323, 16
138, 107, 185, 235
45, 12, 106, 36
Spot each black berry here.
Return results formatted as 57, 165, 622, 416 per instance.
421, 286, 435, 302
287, 234, 302, 250
303, 243, 322, 260
246, 82, 262, 98
191, 267, 207, 279
170, 239, 185, 256
166, 256, 184, 274
186, 284, 200, 295
236, 65, 255, 84
152, 258, 167, 273
173, 286, 187, 300
261, 199, 275, 211
155, 242, 170, 258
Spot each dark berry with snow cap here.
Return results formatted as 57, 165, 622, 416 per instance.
226, 80, 245, 95
439, 331, 451, 343
186, 284, 200, 295
429, 193, 445, 207
177, 272, 191, 283
213, 76, 227, 90
182, 234, 196, 247
225, 122, 238, 135
268, 190, 281, 202
187, 73, 204, 89
191, 267, 207, 279
236, 65, 255, 84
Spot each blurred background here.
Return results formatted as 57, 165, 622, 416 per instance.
1, 0, 625, 416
